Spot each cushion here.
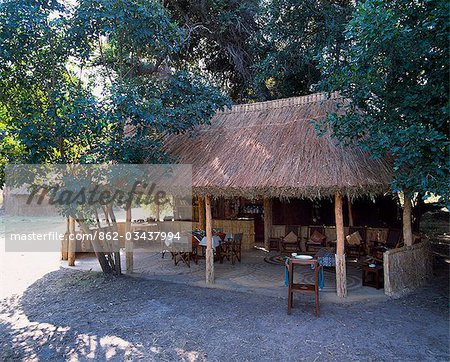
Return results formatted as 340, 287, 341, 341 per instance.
283, 231, 298, 243
346, 231, 362, 246
309, 230, 326, 244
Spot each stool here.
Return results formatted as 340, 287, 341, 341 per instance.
287, 258, 320, 316
362, 264, 384, 289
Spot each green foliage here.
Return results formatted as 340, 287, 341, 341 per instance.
0, 0, 229, 187
318, 0, 449, 204
253, 0, 353, 99
166, 0, 259, 102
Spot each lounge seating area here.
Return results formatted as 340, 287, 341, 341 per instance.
269, 224, 410, 263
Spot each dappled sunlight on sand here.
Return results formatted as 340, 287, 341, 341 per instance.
0, 296, 201, 360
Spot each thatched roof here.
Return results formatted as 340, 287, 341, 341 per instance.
166, 92, 392, 199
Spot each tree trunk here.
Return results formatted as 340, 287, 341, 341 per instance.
61, 217, 69, 261
68, 217, 76, 266
335, 193, 347, 298
403, 193, 413, 246
205, 195, 214, 284
78, 220, 113, 274
108, 205, 122, 275
155, 200, 160, 222
125, 205, 133, 273
263, 197, 272, 250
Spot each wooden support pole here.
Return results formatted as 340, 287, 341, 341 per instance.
155, 201, 160, 222
68, 217, 76, 266
263, 197, 273, 250
347, 196, 354, 227
61, 217, 69, 260
125, 206, 133, 273
198, 196, 205, 230
335, 193, 347, 298
403, 193, 413, 246
205, 195, 214, 284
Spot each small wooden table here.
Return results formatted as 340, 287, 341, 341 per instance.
287, 258, 320, 316
362, 264, 384, 289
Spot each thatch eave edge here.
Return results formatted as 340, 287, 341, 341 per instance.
192, 184, 391, 200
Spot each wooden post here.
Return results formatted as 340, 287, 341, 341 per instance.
155, 201, 160, 222
68, 217, 76, 266
403, 193, 413, 246
263, 197, 272, 250
61, 217, 69, 260
198, 196, 205, 230
347, 196, 354, 227
125, 205, 133, 273
335, 193, 347, 298
205, 195, 214, 284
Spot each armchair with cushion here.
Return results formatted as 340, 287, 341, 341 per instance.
305, 226, 327, 253
345, 230, 364, 260
280, 231, 301, 254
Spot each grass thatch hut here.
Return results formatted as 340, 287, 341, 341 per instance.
167, 92, 391, 199
166, 92, 393, 297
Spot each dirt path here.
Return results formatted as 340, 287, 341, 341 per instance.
0, 267, 448, 361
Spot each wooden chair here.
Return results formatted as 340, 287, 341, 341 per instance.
219, 233, 242, 264
305, 226, 327, 253
190, 235, 200, 264
287, 258, 320, 316
280, 226, 301, 254
219, 238, 232, 263
345, 227, 366, 259
171, 244, 191, 267
370, 229, 403, 260
216, 232, 226, 241
280, 235, 301, 254
172, 235, 199, 267
230, 233, 243, 264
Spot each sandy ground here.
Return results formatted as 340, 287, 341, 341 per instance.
0, 211, 61, 299
0, 266, 448, 361
0, 239, 60, 299
0, 208, 449, 361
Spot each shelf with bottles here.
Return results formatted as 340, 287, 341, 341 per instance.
240, 204, 263, 215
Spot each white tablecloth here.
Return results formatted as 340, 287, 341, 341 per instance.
200, 235, 222, 249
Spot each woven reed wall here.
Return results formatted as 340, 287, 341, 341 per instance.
384, 241, 433, 298
193, 219, 255, 250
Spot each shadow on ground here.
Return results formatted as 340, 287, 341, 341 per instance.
0, 265, 448, 361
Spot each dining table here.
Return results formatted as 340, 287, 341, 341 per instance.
199, 235, 222, 249
199, 234, 233, 263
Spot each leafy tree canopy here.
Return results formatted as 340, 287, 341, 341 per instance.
253, 0, 353, 100
318, 0, 449, 204
0, 0, 229, 186
165, 0, 260, 102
